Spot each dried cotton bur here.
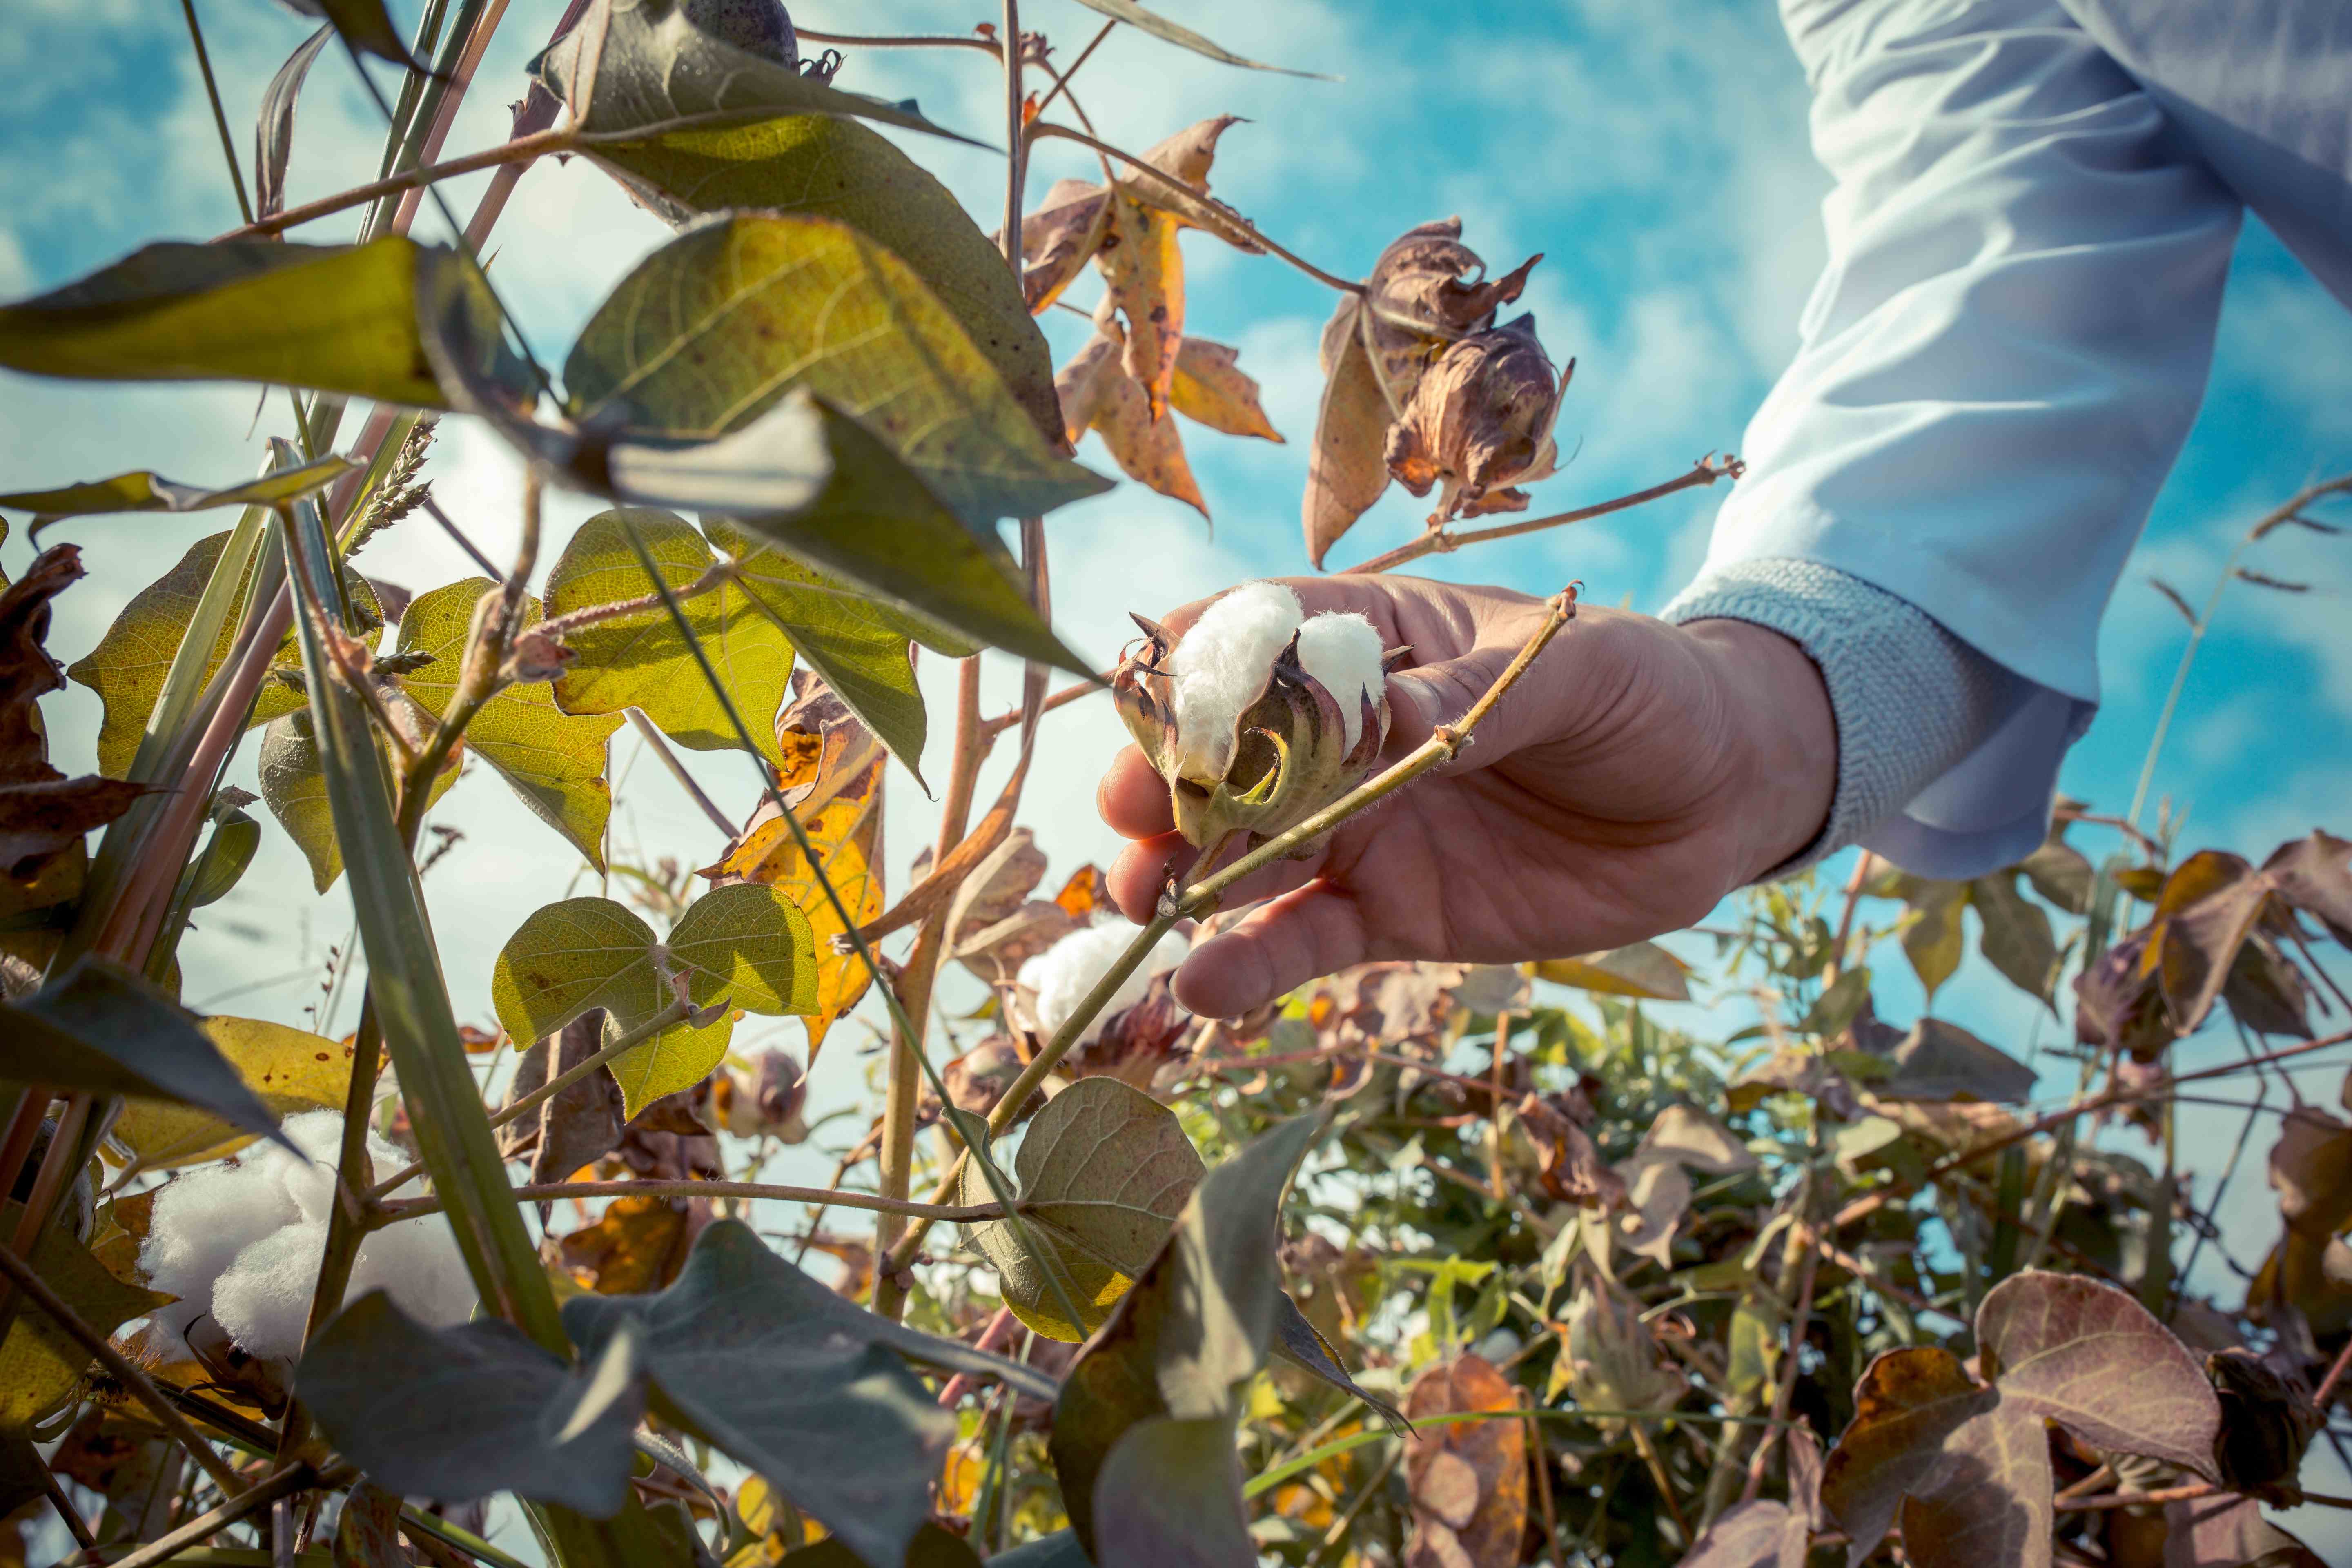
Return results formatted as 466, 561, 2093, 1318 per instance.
1115, 581, 1404, 849
1031, 117, 1285, 519
1306, 218, 1560, 565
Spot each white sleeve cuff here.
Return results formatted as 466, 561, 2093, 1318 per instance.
1663, 559, 2091, 880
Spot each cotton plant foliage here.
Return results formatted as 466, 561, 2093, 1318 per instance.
140, 1111, 474, 1364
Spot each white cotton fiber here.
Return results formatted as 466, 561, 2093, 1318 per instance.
349, 1213, 476, 1331
1019, 922, 1192, 1045
1294, 612, 1385, 748
1167, 582, 1303, 779
137, 1109, 478, 1364
208, 1222, 329, 1362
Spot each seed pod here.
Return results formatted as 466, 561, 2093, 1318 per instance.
1385, 313, 1572, 525
1112, 608, 1399, 850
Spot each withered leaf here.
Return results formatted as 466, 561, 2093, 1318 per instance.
2258, 1106, 2352, 1335
1052, 328, 1123, 449
2205, 1347, 2321, 1506
1677, 1499, 1809, 1568
2161, 1492, 2328, 1567
1302, 295, 1394, 568
1606, 1105, 1757, 1272
1169, 336, 1282, 442
2263, 829, 2352, 946
1559, 1278, 1687, 1424
1402, 1355, 1526, 1568
1384, 314, 1569, 526
500, 1011, 627, 1200
1870, 1018, 2036, 1105
0, 546, 149, 882
559, 1191, 709, 1295
1970, 870, 2058, 1003
1361, 219, 1541, 407
1094, 191, 1184, 421
1020, 178, 1109, 315
1820, 1271, 2220, 1568
1080, 327, 1207, 516
1508, 1091, 1624, 1207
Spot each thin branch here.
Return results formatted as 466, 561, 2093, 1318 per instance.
977, 672, 1103, 739
537, 566, 728, 640
1740, 1208, 1821, 1503
0, 1242, 247, 1497
627, 710, 737, 838
110, 1463, 350, 1568
420, 492, 504, 579
179, 0, 255, 226
380, 1178, 1008, 1223
1343, 455, 1743, 575
1031, 20, 1116, 120
1027, 122, 1362, 294
795, 26, 1001, 53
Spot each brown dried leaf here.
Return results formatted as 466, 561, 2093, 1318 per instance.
1095, 191, 1184, 421
1362, 219, 1540, 406
942, 826, 1050, 944
1303, 296, 1396, 568
500, 1011, 626, 1194
2020, 833, 2096, 915
559, 1191, 708, 1294
1052, 329, 1123, 448
2260, 1106, 2352, 1332
1065, 971, 1194, 1092
1509, 1091, 1624, 1207
953, 899, 1082, 985
709, 1047, 808, 1141
1087, 335, 1208, 516
2160, 1492, 2327, 1567
2074, 931, 2171, 1059
1871, 1018, 2037, 1105
1971, 870, 2059, 1002
1020, 178, 1110, 314
1053, 864, 1109, 920
1726, 1046, 1863, 1120
936, 1034, 1036, 1123
2263, 829, 2352, 947
0, 546, 150, 882
1676, 1499, 1809, 1568
1609, 1105, 1757, 1271
2148, 851, 2270, 1036
1384, 314, 1569, 525
1402, 1354, 1526, 1568
2223, 933, 2313, 1039
1821, 1272, 2221, 1568
2206, 1348, 2322, 1506
1169, 337, 1281, 442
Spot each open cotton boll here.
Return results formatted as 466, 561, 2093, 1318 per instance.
1167, 581, 1303, 778
208, 1222, 328, 1363
348, 1214, 477, 1332
141, 1155, 303, 1353
1294, 611, 1385, 749
268, 1108, 408, 1224
1018, 922, 1192, 1044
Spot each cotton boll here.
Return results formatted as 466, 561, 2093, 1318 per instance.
208, 1223, 329, 1363
141, 1154, 304, 1352
268, 1109, 407, 1225
1294, 611, 1385, 748
349, 1214, 476, 1330
1167, 581, 1302, 779
1019, 922, 1192, 1044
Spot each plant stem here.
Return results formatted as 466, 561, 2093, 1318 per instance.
380, 1179, 1007, 1224
1343, 456, 1742, 575
626, 710, 737, 838
1739, 1210, 1820, 1504
178, 0, 255, 225
0, 1241, 248, 1497
795, 26, 1001, 53
1028, 122, 1361, 294
39, 1466, 96, 1553
2127, 472, 2352, 829
1031, 20, 1116, 120
225, 127, 575, 238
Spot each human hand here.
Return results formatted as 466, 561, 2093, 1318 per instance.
1097, 575, 1837, 1017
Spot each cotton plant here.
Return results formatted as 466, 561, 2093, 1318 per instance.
140, 1111, 474, 1367
1016, 922, 1193, 1045
1115, 581, 1401, 849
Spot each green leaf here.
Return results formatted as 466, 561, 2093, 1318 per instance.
301, 1292, 645, 1516
563, 213, 1108, 530
563, 1221, 1056, 1568
0, 238, 528, 410
544, 509, 792, 768
257, 704, 448, 893
704, 519, 946, 780
0, 1203, 171, 1433
722, 400, 1090, 676
182, 805, 261, 909
256, 27, 335, 223
539, 0, 984, 147
1048, 1114, 1322, 1565
397, 578, 624, 870
1067, 0, 1332, 78
1900, 879, 1968, 1000
0, 453, 356, 527
284, 0, 428, 71
111, 1015, 354, 1173
0, 958, 290, 1150
1800, 965, 1873, 1039
490, 885, 815, 1117
581, 114, 1060, 446
961, 1078, 1205, 1341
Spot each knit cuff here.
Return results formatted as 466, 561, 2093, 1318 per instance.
1662, 559, 2026, 876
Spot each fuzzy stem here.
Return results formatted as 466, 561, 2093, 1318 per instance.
224, 129, 569, 239
1342, 456, 1742, 575
178, 0, 254, 225
795, 26, 1001, 53
1027, 122, 1361, 294
0, 1241, 249, 1497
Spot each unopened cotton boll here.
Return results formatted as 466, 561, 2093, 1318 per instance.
1167, 581, 1303, 779
1018, 922, 1192, 1045
1294, 611, 1385, 749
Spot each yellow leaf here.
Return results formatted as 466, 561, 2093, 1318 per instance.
1094, 191, 1184, 422
0, 1202, 170, 1433
1171, 336, 1282, 443
109, 1017, 355, 1174
1083, 328, 1207, 518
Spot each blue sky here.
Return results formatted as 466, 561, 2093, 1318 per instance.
7, 0, 2352, 1537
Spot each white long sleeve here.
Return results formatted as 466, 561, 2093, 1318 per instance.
1667, 0, 2247, 876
